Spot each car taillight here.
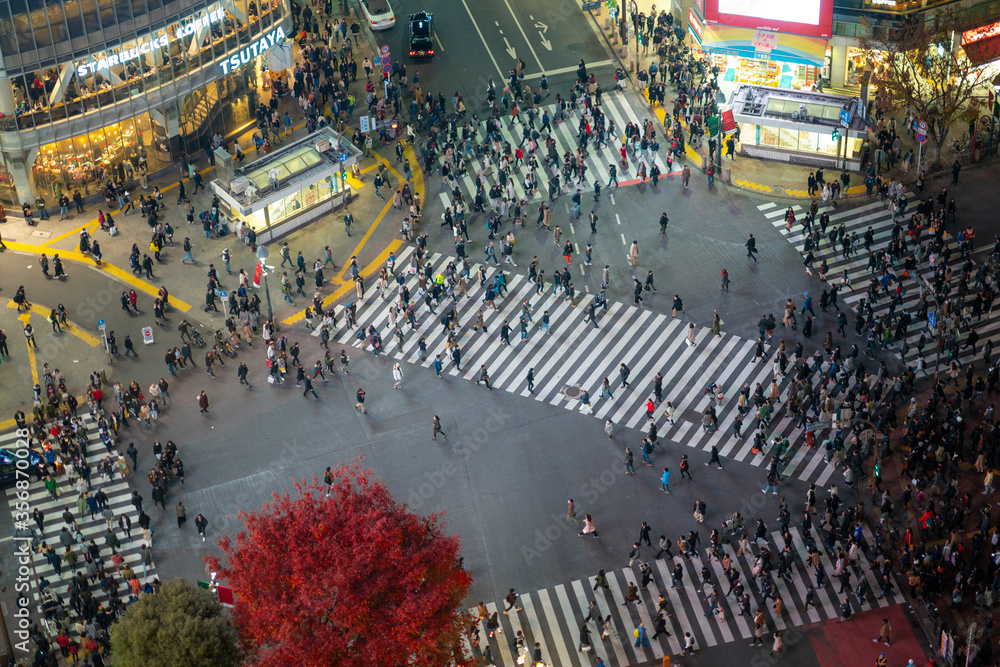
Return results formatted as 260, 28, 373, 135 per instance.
427, 50, 433, 54
409, 51, 416, 55
371, 20, 377, 24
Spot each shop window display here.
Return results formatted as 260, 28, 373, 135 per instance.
30, 113, 168, 200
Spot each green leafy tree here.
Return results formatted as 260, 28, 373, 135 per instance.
860, 10, 989, 167
110, 578, 240, 667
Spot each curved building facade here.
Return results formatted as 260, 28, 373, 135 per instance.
0, 0, 292, 206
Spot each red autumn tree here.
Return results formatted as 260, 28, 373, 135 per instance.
206, 460, 473, 667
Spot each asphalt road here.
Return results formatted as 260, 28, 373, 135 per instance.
372, 0, 616, 112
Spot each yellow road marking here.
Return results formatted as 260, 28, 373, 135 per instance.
282, 239, 403, 325
7, 242, 193, 311
337, 198, 395, 282
5, 302, 101, 347
17, 311, 39, 386
403, 143, 424, 193
374, 154, 400, 180
43, 220, 100, 247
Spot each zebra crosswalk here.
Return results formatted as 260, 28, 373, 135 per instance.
460, 525, 900, 665
432, 90, 673, 212
758, 194, 995, 372
4, 417, 157, 613
314, 244, 869, 485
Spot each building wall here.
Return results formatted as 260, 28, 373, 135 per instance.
0, 0, 291, 205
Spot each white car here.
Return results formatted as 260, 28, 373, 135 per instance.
361, 0, 395, 30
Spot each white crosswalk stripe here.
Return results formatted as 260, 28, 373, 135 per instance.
757, 194, 996, 373
431, 91, 673, 210
3, 418, 158, 613
313, 244, 880, 484
463, 526, 900, 665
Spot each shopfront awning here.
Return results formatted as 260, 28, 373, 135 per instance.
701, 24, 827, 67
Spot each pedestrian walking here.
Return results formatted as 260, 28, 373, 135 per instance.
503, 588, 522, 614
746, 234, 758, 261
432, 415, 447, 440
874, 618, 891, 645
355, 388, 367, 413
195, 513, 208, 541
197, 390, 209, 413
566, 498, 581, 525
392, 363, 403, 389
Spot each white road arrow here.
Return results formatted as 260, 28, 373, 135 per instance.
502, 36, 516, 59
534, 21, 552, 50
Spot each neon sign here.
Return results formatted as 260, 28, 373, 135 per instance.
174, 8, 225, 39
218, 27, 287, 75
77, 35, 169, 78
76, 6, 224, 79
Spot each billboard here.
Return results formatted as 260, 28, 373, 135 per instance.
704, 0, 833, 38
962, 21, 1000, 66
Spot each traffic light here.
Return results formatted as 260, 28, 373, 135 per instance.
832, 128, 841, 141
874, 462, 881, 479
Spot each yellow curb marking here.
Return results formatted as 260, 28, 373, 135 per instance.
7, 242, 193, 312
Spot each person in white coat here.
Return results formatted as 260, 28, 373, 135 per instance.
392, 363, 403, 390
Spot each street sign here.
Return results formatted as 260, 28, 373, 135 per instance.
360, 116, 371, 133
928, 311, 936, 328
917, 133, 926, 144
917, 120, 927, 132
339, 153, 349, 162
380, 45, 389, 55
839, 109, 850, 128
219, 290, 228, 299
141, 326, 154, 345
373, 57, 381, 66
97, 318, 105, 330
382, 64, 391, 74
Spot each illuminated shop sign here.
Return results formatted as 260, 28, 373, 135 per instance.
218, 27, 287, 75
76, 6, 224, 78
174, 8, 225, 39
77, 35, 169, 77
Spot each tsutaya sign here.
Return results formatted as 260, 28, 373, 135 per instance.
218, 27, 287, 75
76, 7, 224, 78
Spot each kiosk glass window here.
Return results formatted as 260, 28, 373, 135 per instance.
245, 208, 267, 233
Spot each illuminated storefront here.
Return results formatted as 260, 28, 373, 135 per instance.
728, 84, 866, 168
0, 0, 292, 207
212, 128, 362, 243
693, 0, 832, 91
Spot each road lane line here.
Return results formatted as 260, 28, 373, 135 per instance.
459, 0, 506, 80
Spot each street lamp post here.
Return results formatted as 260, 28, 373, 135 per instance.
255, 244, 275, 324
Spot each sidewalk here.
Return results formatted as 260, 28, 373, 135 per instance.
0, 13, 417, 422
582, 3, 986, 200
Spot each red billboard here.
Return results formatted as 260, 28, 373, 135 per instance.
704, 0, 834, 38
962, 21, 1000, 66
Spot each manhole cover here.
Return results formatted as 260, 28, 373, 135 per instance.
30, 230, 51, 239
771, 185, 785, 195
562, 385, 581, 399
